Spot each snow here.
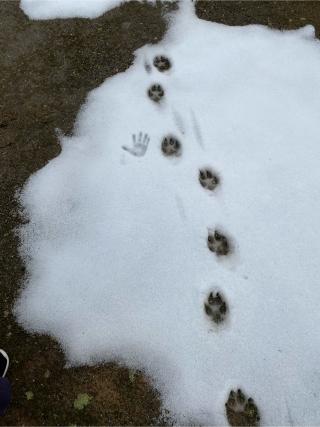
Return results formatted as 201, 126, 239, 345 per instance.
15, 1, 320, 425
20, 0, 154, 20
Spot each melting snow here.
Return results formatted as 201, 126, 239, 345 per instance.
16, 2, 320, 425
20, 0, 154, 20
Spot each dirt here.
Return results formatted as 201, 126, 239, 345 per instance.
196, 1, 320, 36
1, 1, 320, 425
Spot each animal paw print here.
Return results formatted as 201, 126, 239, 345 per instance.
148, 84, 164, 103
207, 230, 230, 256
161, 135, 181, 156
153, 55, 171, 72
225, 389, 260, 427
204, 292, 227, 324
199, 168, 219, 191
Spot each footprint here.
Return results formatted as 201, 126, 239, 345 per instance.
161, 135, 181, 157
207, 230, 230, 256
148, 84, 165, 103
153, 55, 171, 72
204, 291, 227, 324
199, 168, 219, 191
225, 389, 260, 426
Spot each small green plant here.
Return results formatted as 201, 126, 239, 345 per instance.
73, 393, 93, 410
25, 391, 34, 400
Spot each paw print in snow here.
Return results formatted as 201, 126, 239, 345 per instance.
122, 132, 150, 157
199, 168, 219, 191
148, 84, 164, 103
204, 292, 227, 324
161, 135, 181, 157
225, 389, 260, 426
207, 230, 230, 256
153, 55, 171, 72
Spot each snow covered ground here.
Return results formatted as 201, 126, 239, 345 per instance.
20, 0, 154, 19
16, 1, 320, 425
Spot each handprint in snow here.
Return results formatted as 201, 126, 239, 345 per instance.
122, 132, 150, 157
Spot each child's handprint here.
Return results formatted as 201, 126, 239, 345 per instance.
122, 132, 150, 157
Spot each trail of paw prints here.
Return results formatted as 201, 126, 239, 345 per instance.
225, 389, 260, 426
146, 55, 184, 157
147, 55, 171, 103
144, 53, 260, 427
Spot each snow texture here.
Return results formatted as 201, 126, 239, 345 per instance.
16, 2, 320, 425
20, 0, 154, 20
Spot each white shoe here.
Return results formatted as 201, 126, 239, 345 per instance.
0, 350, 9, 377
